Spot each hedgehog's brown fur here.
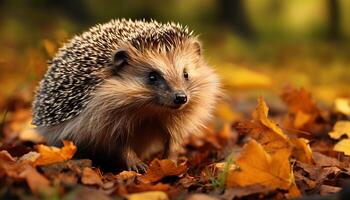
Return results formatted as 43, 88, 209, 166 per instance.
33, 19, 220, 171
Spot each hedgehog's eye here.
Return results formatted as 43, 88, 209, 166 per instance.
183, 71, 189, 80
148, 71, 159, 83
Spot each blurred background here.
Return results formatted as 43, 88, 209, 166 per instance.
0, 0, 349, 116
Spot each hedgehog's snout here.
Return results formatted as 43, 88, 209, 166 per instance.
173, 91, 187, 105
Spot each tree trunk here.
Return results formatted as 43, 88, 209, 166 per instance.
218, 0, 255, 40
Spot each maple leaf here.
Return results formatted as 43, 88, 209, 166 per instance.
234, 96, 290, 153
234, 97, 313, 164
139, 159, 187, 183
226, 140, 298, 194
34, 140, 77, 166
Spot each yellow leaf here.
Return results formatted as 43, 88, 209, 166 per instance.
253, 97, 288, 141
333, 139, 350, 156
127, 191, 168, 200
216, 64, 272, 89
226, 140, 294, 190
334, 98, 350, 116
290, 138, 313, 164
34, 141, 77, 166
329, 121, 350, 140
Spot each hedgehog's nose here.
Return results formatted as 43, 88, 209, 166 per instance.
174, 91, 187, 105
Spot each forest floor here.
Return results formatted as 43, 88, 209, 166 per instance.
1, 36, 350, 199
1, 84, 350, 200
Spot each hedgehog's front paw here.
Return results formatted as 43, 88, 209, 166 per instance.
127, 162, 148, 173
125, 149, 148, 173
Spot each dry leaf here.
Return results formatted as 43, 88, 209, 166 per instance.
127, 183, 170, 193
186, 194, 220, 200
329, 121, 350, 139
116, 170, 140, 182
333, 139, 350, 155
127, 191, 168, 200
226, 140, 295, 191
19, 165, 51, 194
234, 97, 290, 152
140, 159, 187, 183
334, 98, 350, 116
290, 138, 313, 164
34, 140, 77, 166
81, 167, 103, 186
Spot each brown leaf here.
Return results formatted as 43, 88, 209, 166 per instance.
81, 167, 103, 186
127, 183, 171, 193
140, 159, 187, 183
234, 97, 290, 153
34, 140, 77, 166
313, 152, 341, 167
19, 165, 51, 194
320, 185, 342, 195
222, 185, 275, 199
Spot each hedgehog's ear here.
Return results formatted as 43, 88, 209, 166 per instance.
192, 41, 202, 56
112, 49, 129, 73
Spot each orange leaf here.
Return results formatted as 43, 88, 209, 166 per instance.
226, 140, 295, 191
81, 167, 103, 186
290, 138, 313, 164
140, 159, 187, 183
235, 97, 290, 152
19, 165, 51, 194
34, 140, 77, 166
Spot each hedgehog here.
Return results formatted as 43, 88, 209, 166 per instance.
32, 19, 220, 172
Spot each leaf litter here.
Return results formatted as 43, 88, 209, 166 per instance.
1, 86, 350, 199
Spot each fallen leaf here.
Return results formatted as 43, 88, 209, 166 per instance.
34, 140, 77, 166
281, 87, 318, 115
290, 138, 313, 164
329, 121, 350, 139
333, 139, 350, 155
226, 140, 295, 191
312, 152, 341, 167
186, 194, 220, 200
0, 150, 52, 194
281, 86, 327, 135
81, 167, 103, 186
19, 165, 51, 194
222, 185, 275, 199
116, 170, 139, 182
320, 185, 342, 195
127, 183, 170, 193
334, 98, 350, 116
234, 97, 290, 153
127, 191, 168, 200
140, 159, 187, 183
